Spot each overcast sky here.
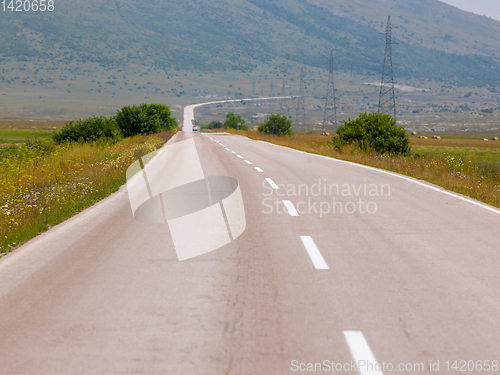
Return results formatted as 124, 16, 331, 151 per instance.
439, 0, 500, 21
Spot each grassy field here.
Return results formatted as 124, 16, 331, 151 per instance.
0, 129, 175, 255
0, 125, 59, 147
413, 145, 500, 163
218, 129, 500, 209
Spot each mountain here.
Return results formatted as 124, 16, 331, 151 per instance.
1, 0, 500, 102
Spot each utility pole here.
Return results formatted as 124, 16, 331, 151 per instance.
280, 75, 288, 117
252, 78, 256, 97
323, 50, 337, 134
296, 68, 306, 131
269, 78, 275, 115
378, 16, 397, 120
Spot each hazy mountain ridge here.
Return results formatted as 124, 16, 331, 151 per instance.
0, 0, 500, 86
308, 0, 500, 53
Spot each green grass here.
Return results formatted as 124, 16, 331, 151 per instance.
0, 128, 54, 143
0, 128, 56, 146
413, 146, 500, 164
0, 131, 175, 255
0, 129, 54, 138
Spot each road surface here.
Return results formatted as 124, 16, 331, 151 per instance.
0, 106, 499, 374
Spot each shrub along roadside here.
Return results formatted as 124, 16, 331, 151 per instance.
258, 113, 293, 136
0, 131, 175, 255
205, 120, 224, 129
115, 103, 177, 137
53, 103, 177, 144
224, 112, 248, 130
334, 112, 410, 155
53, 116, 122, 144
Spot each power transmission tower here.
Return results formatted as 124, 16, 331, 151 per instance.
268, 78, 275, 114
280, 76, 288, 117
378, 16, 397, 120
252, 78, 256, 97
323, 50, 337, 134
295, 68, 306, 131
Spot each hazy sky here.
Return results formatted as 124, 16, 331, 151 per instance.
439, 0, 500, 21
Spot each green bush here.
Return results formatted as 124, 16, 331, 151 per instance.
205, 120, 223, 129
53, 116, 122, 144
335, 112, 410, 155
258, 113, 293, 136
224, 112, 248, 130
115, 103, 177, 137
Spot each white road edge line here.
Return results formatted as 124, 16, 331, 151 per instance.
343, 331, 383, 375
283, 200, 299, 216
237, 155, 243, 158
255, 167, 264, 172
265, 178, 279, 190
300, 236, 329, 270
244, 160, 253, 165
254, 139, 500, 216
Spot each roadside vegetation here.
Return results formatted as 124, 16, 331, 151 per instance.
0, 104, 177, 255
0, 127, 57, 147
258, 114, 293, 136
333, 112, 410, 155
203, 112, 248, 130
53, 103, 176, 143
219, 113, 500, 210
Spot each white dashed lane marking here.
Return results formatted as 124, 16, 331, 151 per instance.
265, 178, 279, 190
283, 200, 299, 216
254, 167, 264, 173
300, 236, 329, 270
343, 331, 383, 375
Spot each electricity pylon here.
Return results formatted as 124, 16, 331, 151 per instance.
378, 15, 397, 121
295, 68, 306, 131
268, 78, 275, 114
323, 50, 337, 134
280, 76, 288, 117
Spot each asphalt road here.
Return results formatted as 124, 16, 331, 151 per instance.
0, 111, 499, 374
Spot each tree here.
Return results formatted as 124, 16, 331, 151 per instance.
53, 116, 122, 144
335, 112, 410, 154
115, 103, 177, 137
224, 112, 247, 130
258, 113, 293, 136
207, 120, 223, 129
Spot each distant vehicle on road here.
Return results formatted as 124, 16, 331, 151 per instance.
192, 125, 199, 132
